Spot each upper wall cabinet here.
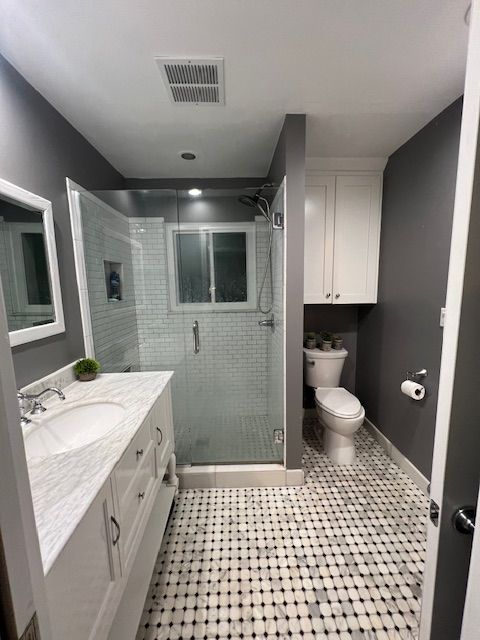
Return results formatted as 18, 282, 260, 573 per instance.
304, 173, 382, 304
0, 177, 65, 345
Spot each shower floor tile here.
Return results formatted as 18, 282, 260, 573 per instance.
175, 415, 283, 465
137, 421, 428, 640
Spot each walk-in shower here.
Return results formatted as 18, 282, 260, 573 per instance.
70, 184, 285, 467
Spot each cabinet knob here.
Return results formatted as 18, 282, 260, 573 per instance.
136, 448, 144, 458
335, 293, 340, 299
138, 491, 145, 501
325, 293, 331, 299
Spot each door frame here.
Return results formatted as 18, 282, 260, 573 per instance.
0, 275, 51, 637
419, 1, 480, 637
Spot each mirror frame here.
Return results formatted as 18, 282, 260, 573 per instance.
0, 177, 65, 346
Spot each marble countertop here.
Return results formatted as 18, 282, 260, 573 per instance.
25, 371, 173, 574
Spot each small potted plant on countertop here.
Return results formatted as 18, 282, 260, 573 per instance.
305, 332, 317, 349
74, 358, 101, 382
321, 331, 333, 351
333, 334, 343, 350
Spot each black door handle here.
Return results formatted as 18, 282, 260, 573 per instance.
111, 515, 121, 545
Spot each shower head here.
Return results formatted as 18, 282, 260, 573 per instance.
238, 195, 258, 208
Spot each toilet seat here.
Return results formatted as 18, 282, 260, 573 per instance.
314, 387, 362, 419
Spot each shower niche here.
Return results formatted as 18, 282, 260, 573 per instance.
104, 260, 123, 302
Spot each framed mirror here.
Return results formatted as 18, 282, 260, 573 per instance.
0, 178, 65, 346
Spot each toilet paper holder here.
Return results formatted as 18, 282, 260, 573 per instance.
406, 368, 428, 381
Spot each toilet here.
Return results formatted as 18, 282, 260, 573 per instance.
303, 347, 365, 464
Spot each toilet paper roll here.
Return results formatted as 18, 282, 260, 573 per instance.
401, 380, 425, 400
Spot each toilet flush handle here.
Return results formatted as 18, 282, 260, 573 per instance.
307, 360, 315, 366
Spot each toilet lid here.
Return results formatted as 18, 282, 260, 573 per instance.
315, 387, 362, 418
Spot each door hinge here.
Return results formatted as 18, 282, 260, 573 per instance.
430, 499, 440, 527
440, 307, 446, 327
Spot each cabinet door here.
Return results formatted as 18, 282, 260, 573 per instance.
304, 176, 335, 303
332, 175, 382, 304
150, 382, 174, 476
45, 480, 121, 640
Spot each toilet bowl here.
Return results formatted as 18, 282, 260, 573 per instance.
303, 347, 364, 464
314, 387, 365, 464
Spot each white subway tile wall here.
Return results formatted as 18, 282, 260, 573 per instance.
129, 216, 283, 464
80, 194, 140, 373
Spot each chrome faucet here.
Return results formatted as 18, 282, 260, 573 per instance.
17, 387, 66, 427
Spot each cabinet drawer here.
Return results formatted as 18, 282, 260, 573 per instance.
115, 417, 153, 501
119, 443, 157, 564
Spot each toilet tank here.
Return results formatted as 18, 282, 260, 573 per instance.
303, 348, 348, 388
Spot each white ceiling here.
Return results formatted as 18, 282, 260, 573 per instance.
0, 0, 469, 178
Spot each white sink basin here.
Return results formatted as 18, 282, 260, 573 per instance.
24, 401, 126, 459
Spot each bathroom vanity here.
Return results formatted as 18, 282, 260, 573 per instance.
24, 372, 177, 640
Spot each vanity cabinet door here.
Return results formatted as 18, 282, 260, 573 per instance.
45, 479, 121, 640
304, 176, 335, 303
150, 381, 174, 475
332, 175, 382, 304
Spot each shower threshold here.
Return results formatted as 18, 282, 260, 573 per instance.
176, 463, 304, 489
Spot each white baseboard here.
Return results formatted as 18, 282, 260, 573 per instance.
364, 418, 429, 496
178, 464, 304, 489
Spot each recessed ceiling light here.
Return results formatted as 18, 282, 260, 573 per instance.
188, 188, 202, 197
181, 151, 196, 160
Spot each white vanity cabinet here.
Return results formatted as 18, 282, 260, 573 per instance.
304, 173, 382, 304
44, 383, 176, 640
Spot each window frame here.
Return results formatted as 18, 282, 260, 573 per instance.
166, 222, 257, 312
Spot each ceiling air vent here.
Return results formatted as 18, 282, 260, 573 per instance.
156, 57, 225, 105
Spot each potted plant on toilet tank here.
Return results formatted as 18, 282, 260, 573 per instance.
74, 358, 101, 382
305, 332, 317, 349
333, 334, 343, 350
321, 331, 333, 351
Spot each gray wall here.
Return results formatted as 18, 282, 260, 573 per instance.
0, 55, 125, 386
356, 98, 462, 479
124, 177, 267, 190
269, 114, 306, 469
93, 188, 263, 222
304, 305, 359, 395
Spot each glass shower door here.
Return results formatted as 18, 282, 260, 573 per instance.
175, 187, 284, 465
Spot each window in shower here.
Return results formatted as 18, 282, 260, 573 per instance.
166, 222, 257, 311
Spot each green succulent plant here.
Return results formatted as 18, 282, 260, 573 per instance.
74, 358, 101, 376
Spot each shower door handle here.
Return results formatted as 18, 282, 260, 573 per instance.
193, 320, 200, 354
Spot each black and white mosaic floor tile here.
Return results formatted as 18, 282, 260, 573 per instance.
137, 422, 428, 640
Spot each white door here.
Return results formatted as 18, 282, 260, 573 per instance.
419, 2, 480, 638
332, 174, 381, 304
304, 176, 335, 303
